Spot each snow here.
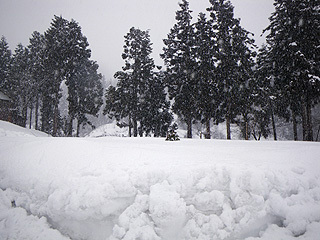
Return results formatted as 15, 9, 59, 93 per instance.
0, 121, 320, 240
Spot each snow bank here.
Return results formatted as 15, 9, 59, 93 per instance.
0, 120, 50, 137
0, 123, 320, 240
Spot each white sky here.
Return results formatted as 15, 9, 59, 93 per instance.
0, 0, 274, 81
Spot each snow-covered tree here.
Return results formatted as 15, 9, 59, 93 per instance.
0, 36, 12, 93
43, 15, 94, 136
193, 12, 219, 139
161, 0, 197, 138
70, 59, 103, 136
207, 0, 256, 140
28, 31, 46, 130
8, 44, 33, 127
264, 0, 320, 141
105, 27, 171, 137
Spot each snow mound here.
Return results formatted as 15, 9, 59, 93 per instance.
0, 120, 50, 137
86, 121, 128, 137
0, 135, 320, 240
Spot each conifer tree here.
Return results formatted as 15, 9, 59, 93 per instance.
161, 0, 197, 138
207, 0, 256, 140
194, 12, 219, 139
105, 27, 170, 137
8, 44, 33, 127
28, 31, 46, 130
43, 15, 93, 136
264, 0, 320, 141
0, 36, 12, 93
71, 59, 103, 136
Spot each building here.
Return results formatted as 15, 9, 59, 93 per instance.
0, 91, 13, 122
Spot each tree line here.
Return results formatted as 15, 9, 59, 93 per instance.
0, 16, 103, 136
1, 0, 319, 140
105, 0, 319, 141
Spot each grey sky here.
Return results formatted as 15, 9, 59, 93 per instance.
0, 0, 274, 81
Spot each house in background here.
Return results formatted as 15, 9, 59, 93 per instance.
0, 91, 13, 123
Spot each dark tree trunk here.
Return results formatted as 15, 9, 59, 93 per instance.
226, 113, 231, 140
76, 120, 81, 137
29, 106, 33, 129
53, 92, 59, 137
187, 116, 192, 138
301, 103, 307, 141
292, 111, 298, 141
133, 115, 138, 137
68, 116, 74, 137
306, 99, 313, 141
271, 111, 277, 141
128, 115, 132, 137
35, 94, 39, 130
205, 117, 211, 139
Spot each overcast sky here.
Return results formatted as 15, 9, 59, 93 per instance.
0, 0, 274, 81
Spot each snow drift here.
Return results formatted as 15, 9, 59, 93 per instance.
0, 120, 320, 240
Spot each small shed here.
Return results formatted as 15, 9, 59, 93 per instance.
0, 91, 13, 122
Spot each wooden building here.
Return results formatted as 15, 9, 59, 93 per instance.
0, 91, 13, 123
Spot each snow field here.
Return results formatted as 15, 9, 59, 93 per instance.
0, 121, 320, 240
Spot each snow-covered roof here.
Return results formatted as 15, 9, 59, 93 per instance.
0, 91, 11, 101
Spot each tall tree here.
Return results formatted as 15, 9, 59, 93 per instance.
28, 31, 46, 130
8, 44, 33, 127
0, 36, 12, 93
64, 19, 91, 136
139, 68, 172, 137
43, 15, 70, 135
161, 0, 197, 138
70, 59, 103, 136
193, 12, 219, 139
264, 0, 320, 141
207, 0, 256, 140
43, 15, 92, 136
105, 27, 152, 137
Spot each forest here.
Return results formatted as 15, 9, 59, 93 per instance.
0, 0, 319, 140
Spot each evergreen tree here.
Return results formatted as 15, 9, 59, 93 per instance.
28, 31, 46, 130
139, 69, 172, 137
161, 0, 197, 138
71, 59, 103, 136
64, 19, 92, 136
194, 12, 219, 139
264, 0, 320, 141
0, 36, 12, 93
207, 0, 256, 140
105, 27, 162, 137
251, 45, 274, 140
43, 15, 92, 136
8, 44, 33, 127
43, 15, 70, 135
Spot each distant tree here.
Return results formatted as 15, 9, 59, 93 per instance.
43, 15, 70, 135
0, 36, 12, 93
43, 15, 93, 136
193, 12, 219, 139
251, 45, 274, 140
28, 31, 46, 130
105, 27, 170, 137
8, 44, 33, 127
161, 0, 197, 138
264, 0, 320, 141
64, 19, 92, 136
207, 0, 256, 140
70, 59, 103, 136
139, 69, 172, 137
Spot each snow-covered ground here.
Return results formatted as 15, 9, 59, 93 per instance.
0, 120, 320, 240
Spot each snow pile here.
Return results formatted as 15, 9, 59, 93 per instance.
0, 120, 50, 137
0, 123, 320, 240
86, 121, 128, 137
